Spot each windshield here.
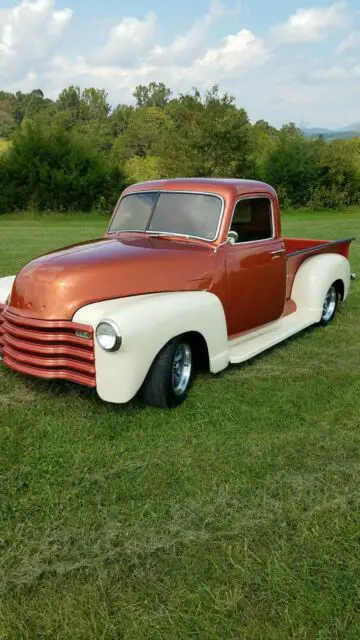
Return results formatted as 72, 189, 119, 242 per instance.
109, 191, 223, 240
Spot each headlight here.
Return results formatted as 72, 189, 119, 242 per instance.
95, 320, 122, 352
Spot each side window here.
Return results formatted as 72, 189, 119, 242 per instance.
230, 198, 273, 243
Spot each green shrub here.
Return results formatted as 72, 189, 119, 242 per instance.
264, 135, 322, 207
0, 124, 124, 213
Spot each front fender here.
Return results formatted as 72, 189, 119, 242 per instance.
73, 291, 229, 404
0, 276, 16, 305
291, 253, 351, 321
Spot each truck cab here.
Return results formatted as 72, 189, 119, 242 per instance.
0, 178, 355, 409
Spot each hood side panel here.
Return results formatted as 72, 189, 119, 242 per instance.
9, 235, 226, 320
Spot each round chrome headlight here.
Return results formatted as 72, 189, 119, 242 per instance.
95, 320, 122, 352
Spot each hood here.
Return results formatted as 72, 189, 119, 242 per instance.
9, 234, 222, 320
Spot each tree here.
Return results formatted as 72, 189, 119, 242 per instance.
310, 139, 360, 208
73, 119, 114, 153
280, 122, 302, 137
111, 107, 172, 164
0, 101, 16, 138
24, 89, 45, 117
55, 87, 111, 141
110, 104, 135, 137
124, 155, 166, 183
80, 88, 110, 121
264, 135, 322, 206
57, 86, 82, 111
158, 86, 253, 178
133, 82, 172, 108
253, 119, 278, 137
250, 127, 278, 181
56, 86, 82, 128
0, 124, 124, 213
0, 81, 358, 212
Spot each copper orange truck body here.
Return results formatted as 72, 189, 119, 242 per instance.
0, 179, 355, 409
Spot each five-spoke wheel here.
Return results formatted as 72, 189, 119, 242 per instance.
320, 284, 338, 326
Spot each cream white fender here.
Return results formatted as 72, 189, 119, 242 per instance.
73, 291, 230, 404
0, 276, 16, 305
291, 253, 351, 321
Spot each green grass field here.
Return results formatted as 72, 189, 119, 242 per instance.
0, 210, 360, 639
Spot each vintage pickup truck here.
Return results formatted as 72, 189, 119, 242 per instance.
0, 179, 355, 408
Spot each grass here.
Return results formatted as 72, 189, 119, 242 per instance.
0, 210, 360, 639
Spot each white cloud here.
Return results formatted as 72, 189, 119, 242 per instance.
48, 55, 155, 83
336, 29, 360, 54
43, 2, 267, 96
196, 29, 268, 73
269, 1, 350, 45
150, 0, 224, 66
0, 0, 72, 79
93, 12, 157, 67
46, 24, 268, 104
310, 62, 360, 80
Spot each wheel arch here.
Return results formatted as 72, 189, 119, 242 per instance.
183, 330, 210, 370
73, 291, 229, 404
333, 278, 345, 301
291, 253, 351, 322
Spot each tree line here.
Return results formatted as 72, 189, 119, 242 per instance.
0, 83, 359, 213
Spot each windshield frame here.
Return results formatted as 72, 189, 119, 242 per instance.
107, 189, 226, 243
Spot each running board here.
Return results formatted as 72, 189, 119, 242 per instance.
228, 312, 316, 364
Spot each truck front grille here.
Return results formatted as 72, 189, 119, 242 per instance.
0, 305, 95, 387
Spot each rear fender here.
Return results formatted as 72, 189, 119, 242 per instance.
73, 291, 229, 404
291, 253, 351, 321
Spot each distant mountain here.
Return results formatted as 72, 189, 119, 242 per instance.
341, 122, 360, 132
302, 127, 333, 136
302, 124, 360, 140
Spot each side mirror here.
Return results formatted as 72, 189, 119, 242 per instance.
227, 230, 239, 244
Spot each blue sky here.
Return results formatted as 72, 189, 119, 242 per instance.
0, 0, 359, 127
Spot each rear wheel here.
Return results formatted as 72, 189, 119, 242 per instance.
141, 336, 193, 409
320, 284, 338, 325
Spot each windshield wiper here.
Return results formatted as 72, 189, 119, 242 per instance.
148, 234, 176, 240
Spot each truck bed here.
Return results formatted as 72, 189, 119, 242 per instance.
284, 236, 355, 299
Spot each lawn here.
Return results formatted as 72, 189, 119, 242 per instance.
0, 210, 360, 639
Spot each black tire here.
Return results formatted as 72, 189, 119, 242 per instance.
141, 336, 193, 409
320, 284, 339, 326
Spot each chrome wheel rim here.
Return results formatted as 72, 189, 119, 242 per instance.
172, 343, 192, 396
322, 286, 337, 322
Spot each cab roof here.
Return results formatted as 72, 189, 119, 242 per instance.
122, 178, 276, 200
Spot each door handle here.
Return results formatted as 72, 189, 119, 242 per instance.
271, 249, 285, 256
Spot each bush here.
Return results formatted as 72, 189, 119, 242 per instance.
263, 134, 360, 209
264, 135, 322, 207
0, 124, 124, 213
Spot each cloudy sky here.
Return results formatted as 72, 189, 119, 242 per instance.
0, 0, 359, 128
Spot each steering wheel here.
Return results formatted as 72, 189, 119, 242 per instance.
227, 230, 239, 244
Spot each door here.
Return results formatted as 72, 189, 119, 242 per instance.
222, 196, 286, 337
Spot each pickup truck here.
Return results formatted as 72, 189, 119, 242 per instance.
0, 178, 355, 408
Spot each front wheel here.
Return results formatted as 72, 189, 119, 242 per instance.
141, 336, 193, 409
320, 284, 338, 326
